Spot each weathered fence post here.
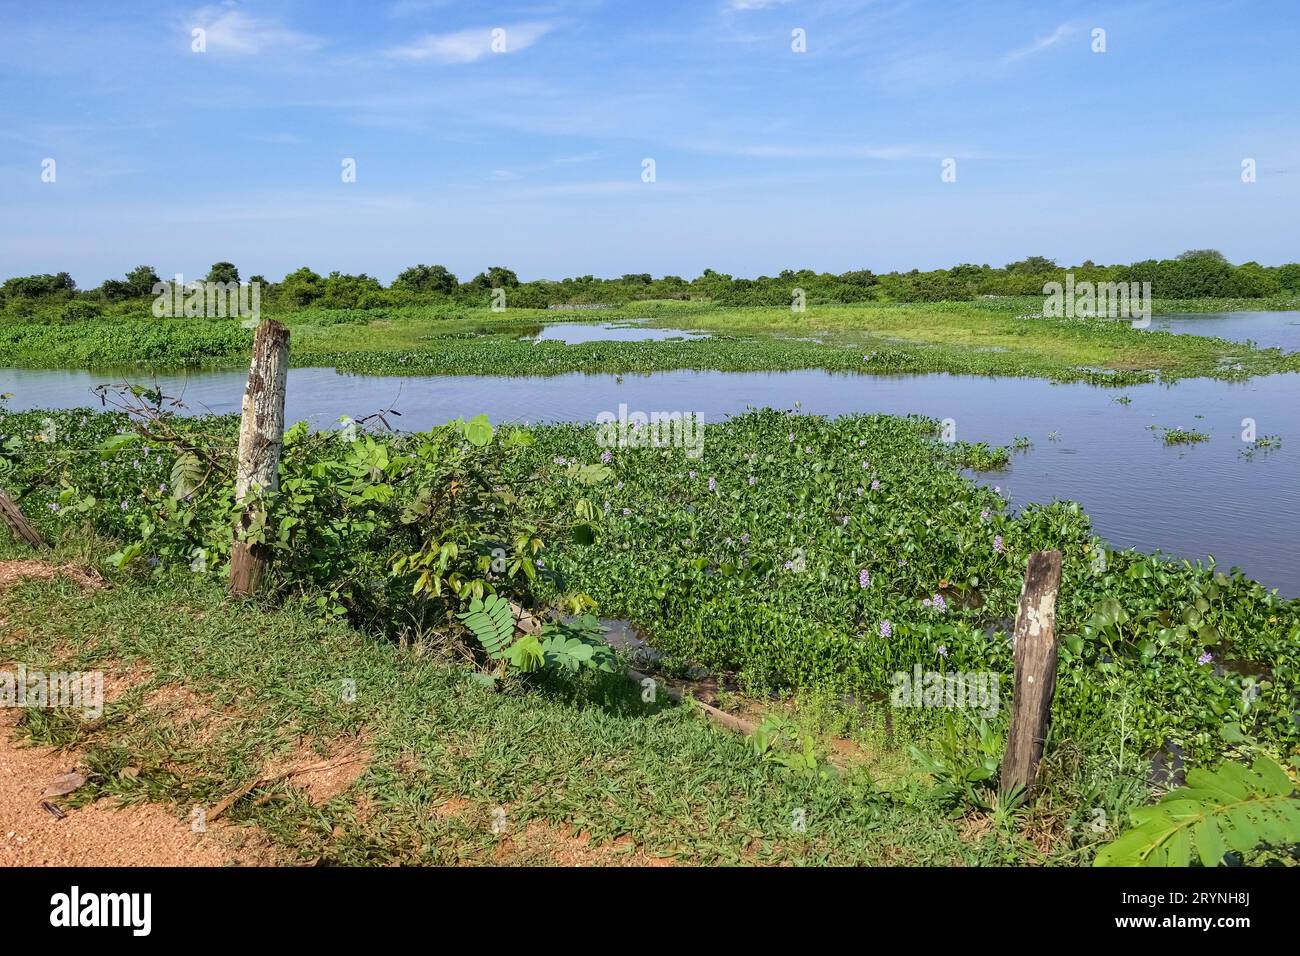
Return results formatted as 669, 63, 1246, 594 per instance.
0, 488, 47, 549
1000, 549, 1063, 797
229, 320, 289, 597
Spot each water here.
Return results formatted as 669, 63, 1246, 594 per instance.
525, 322, 709, 344
4, 364, 1297, 594
1144, 311, 1300, 352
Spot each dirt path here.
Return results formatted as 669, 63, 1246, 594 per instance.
0, 558, 265, 866
0, 717, 265, 866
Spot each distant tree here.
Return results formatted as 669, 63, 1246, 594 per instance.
125, 265, 161, 298
1176, 249, 1228, 263
621, 273, 653, 285
470, 266, 520, 290
1, 272, 75, 299
1005, 256, 1057, 274
206, 261, 240, 284
1277, 263, 1300, 291
394, 264, 458, 295
279, 267, 324, 306
838, 269, 877, 287
320, 271, 384, 308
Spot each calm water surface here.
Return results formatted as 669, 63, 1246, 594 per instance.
1145, 311, 1300, 352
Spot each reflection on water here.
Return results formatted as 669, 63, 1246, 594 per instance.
1144, 311, 1300, 352
4, 364, 1297, 594
525, 322, 710, 344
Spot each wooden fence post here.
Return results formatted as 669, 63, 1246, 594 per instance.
1000, 549, 1063, 797
0, 488, 47, 550
229, 320, 289, 597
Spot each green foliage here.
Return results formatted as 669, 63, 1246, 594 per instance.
539, 615, 616, 673
456, 594, 516, 657
1095, 754, 1300, 866
752, 713, 834, 781
3, 405, 1297, 766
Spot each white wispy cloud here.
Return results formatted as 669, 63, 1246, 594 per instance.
1002, 22, 1077, 63
386, 21, 554, 63
724, 0, 793, 10
188, 4, 323, 56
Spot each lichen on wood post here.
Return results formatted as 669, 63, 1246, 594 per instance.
229, 320, 289, 597
999, 549, 1063, 798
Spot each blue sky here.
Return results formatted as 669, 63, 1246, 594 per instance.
1, 0, 1297, 286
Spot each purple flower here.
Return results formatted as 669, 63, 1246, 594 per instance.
937, 645, 949, 658
600, 450, 612, 463
740, 533, 750, 544
748, 476, 756, 486
1197, 652, 1213, 666
879, 619, 892, 638
119, 501, 129, 511
980, 509, 990, 521
932, 593, 947, 613
788, 433, 795, 443
993, 534, 1003, 554
553, 456, 566, 465
622, 508, 631, 516
871, 480, 881, 491
708, 476, 717, 491
689, 470, 697, 479
858, 569, 870, 588
603, 500, 610, 514
47, 502, 59, 513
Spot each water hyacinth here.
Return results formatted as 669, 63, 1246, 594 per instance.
937, 645, 949, 658
858, 569, 870, 588
708, 476, 717, 491
600, 450, 612, 463
994, 534, 1003, 554
1197, 652, 1214, 665
879, 619, 892, 638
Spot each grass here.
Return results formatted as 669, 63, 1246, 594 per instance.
2, 298, 1298, 384
0, 536, 1086, 866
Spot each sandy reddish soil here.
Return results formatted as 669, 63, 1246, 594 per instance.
0, 558, 267, 866
0, 715, 268, 866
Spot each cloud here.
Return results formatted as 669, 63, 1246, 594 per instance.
386, 21, 554, 63
724, 0, 793, 10
189, 5, 324, 56
1002, 22, 1076, 63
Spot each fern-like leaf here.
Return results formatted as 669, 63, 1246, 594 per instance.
169, 452, 205, 500
1095, 754, 1299, 867
456, 594, 516, 658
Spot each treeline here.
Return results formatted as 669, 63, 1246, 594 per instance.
3, 251, 1298, 319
